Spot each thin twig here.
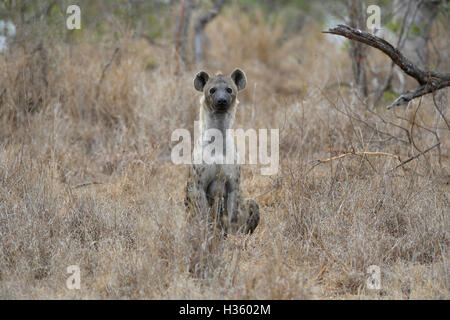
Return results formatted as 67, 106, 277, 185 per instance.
317, 151, 401, 164
386, 142, 441, 173
73, 181, 103, 189
0, 88, 6, 106
96, 47, 120, 99
432, 91, 450, 130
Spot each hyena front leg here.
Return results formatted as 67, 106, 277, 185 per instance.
225, 188, 240, 233
244, 198, 260, 234
185, 170, 209, 220
225, 193, 260, 234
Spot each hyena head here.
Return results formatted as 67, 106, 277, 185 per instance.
194, 68, 247, 113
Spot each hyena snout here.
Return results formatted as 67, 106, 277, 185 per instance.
211, 88, 232, 111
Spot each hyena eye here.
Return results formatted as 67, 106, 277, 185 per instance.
226, 88, 232, 94
209, 88, 216, 94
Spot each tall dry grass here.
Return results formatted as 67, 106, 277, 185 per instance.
0, 6, 448, 299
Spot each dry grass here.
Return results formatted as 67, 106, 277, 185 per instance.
0, 6, 449, 299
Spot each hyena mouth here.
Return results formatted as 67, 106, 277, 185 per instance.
212, 100, 231, 112
212, 105, 230, 112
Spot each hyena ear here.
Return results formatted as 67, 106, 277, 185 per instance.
230, 68, 246, 91
194, 71, 210, 92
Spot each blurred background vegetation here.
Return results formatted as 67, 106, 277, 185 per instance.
1, 0, 448, 68
0, 0, 448, 122
1, 0, 447, 37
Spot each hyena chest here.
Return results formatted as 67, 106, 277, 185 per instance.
194, 134, 239, 188
194, 163, 239, 204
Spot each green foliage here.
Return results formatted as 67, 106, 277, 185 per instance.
147, 12, 164, 41
70, 28, 83, 43
409, 24, 421, 37
235, 0, 323, 35
236, 0, 269, 11
235, 0, 316, 16
298, 84, 307, 95
341, 41, 349, 52
1, 0, 172, 44
143, 56, 157, 71
383, 90, 396, 102
386, 20, 401, 33
95, 21, 105, 40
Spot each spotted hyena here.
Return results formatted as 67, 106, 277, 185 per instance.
184, 68, 260, 234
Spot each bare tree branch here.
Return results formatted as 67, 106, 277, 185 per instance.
323, 24, 450, 109
387, 80, 450, 109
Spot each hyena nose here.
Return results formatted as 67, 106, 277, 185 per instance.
217, 98, 227, 106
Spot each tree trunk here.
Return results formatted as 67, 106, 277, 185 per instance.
174, 0, 192, 65
194, 0, 227, 66
347, 0, 368, 98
